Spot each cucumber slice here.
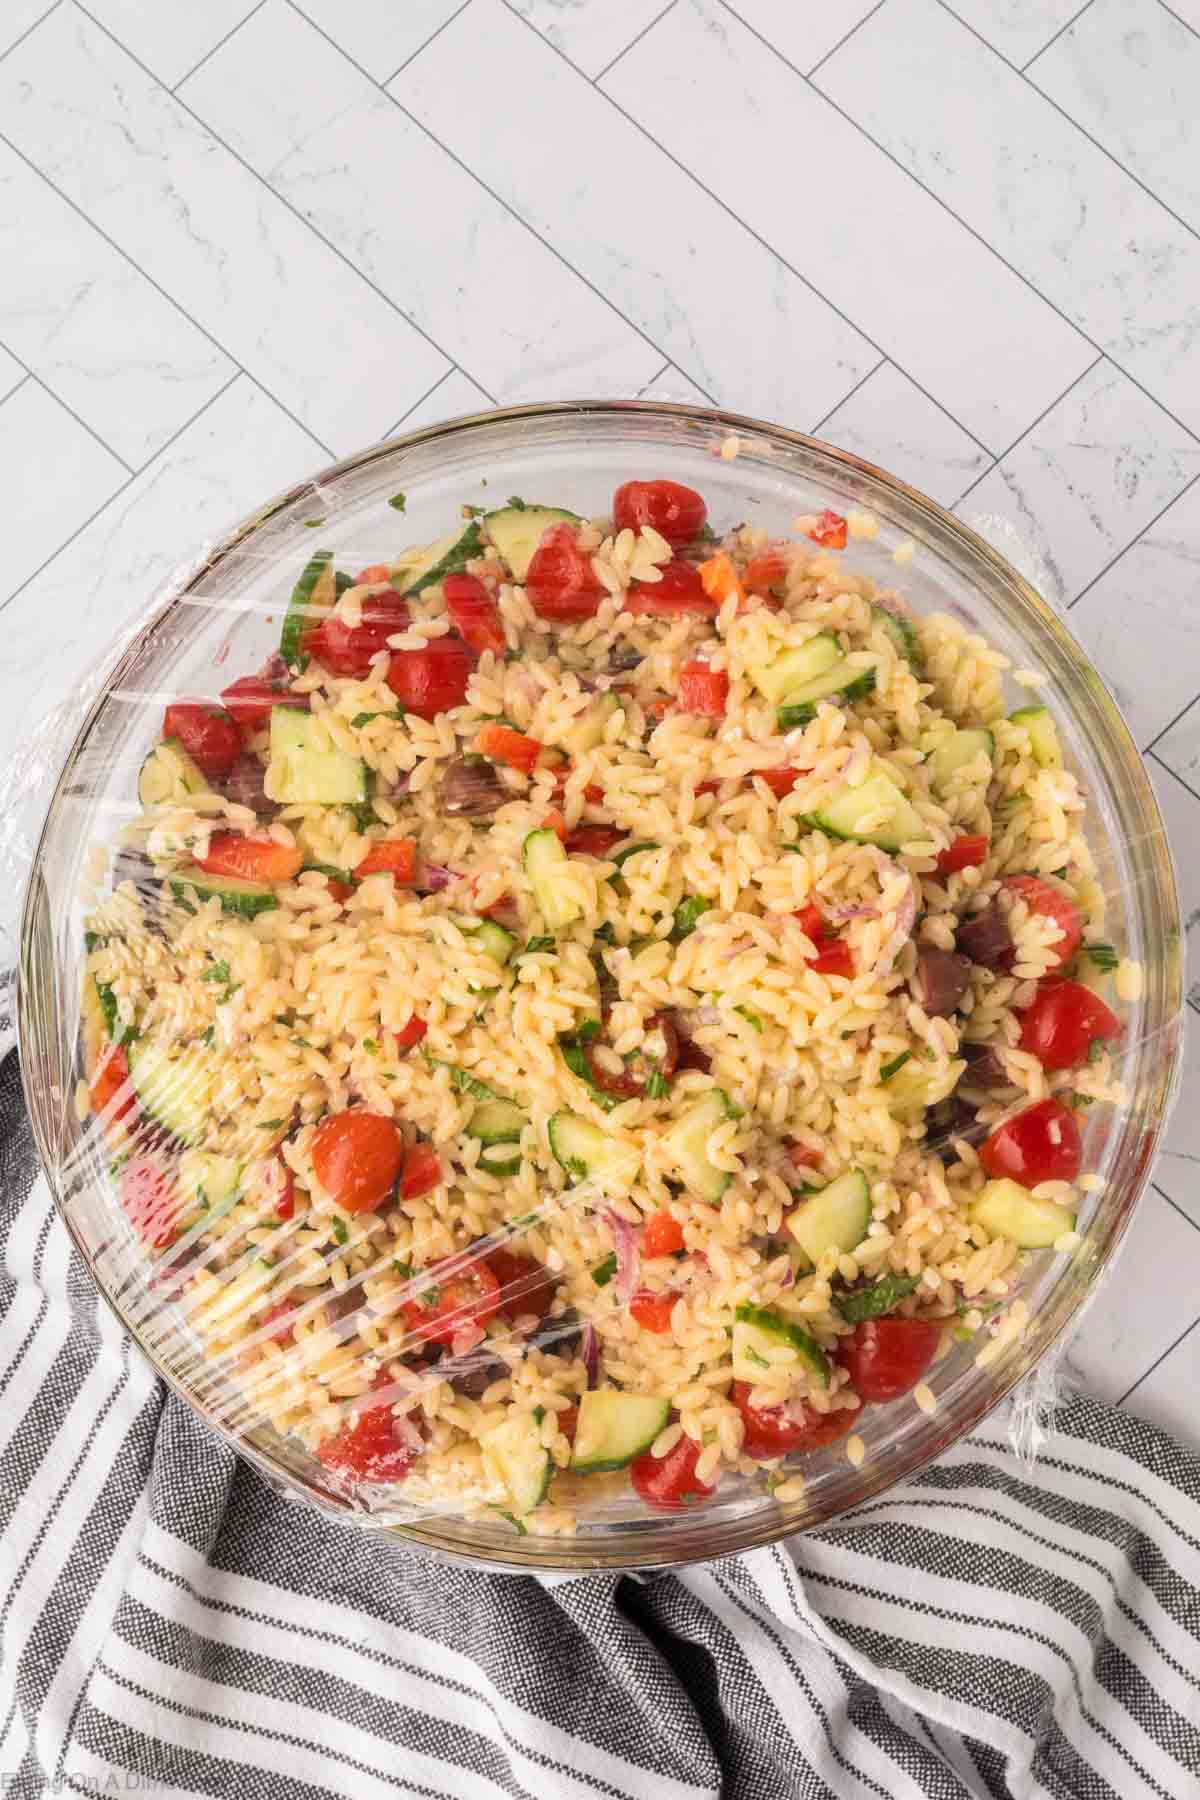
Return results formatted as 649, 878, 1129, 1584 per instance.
138, 738, 211, 807
969, 1178, 1075, 1249
477, 1145, 523, 1176
467, 1098, 526, 1146
469, 919, 517, 965
523, 827, 582, 930
128, 1039, 214, 1146
882, 1056, 958, 1119
661, 1089, 737, 1204
548, 1112, 638, 1185
1009, 705, 1063, 770
168, 869, 278, 918
925, 728, 994, 794
569, 1389, 670, 1474
268, 707, 367, 806
561, 689, 622, 754
777, 668, 877, 732
485, 504, 580, 581
748, 632, 841, 706
787, 1169, 871, 1263
280, 550, 337, 671
732, 1304, 831, 1389
871, 602, 921, 669
481, 1414, 552, 1514
179, 1149, 240, 1213
807, 769, 925, 852
393, 522, 483, 597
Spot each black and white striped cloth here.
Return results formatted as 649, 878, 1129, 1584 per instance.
2, 1047, 1197, 1800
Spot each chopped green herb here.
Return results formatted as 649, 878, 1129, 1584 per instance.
670, 895, 713, 943
505, 495, 527, 510
331, 1218, 349, 1246
520, 935, 557, 959
1072, 1091, 1095, 1108
743, 1345, 770, 1369
394, 1259, 414, 1280
463, 503, 487, 519
258, 1118, 285, 1132
1085, 943, 1118, 973
493, 1509, 528, 1534
94, 978, 136, 1045
348, 801, 379, 833
1087, 1039, 1106, 1065
611, 840, 658, 869
425, 1056, 502, 1102
291, 1036, 312, 1049
350, 709, 405, 729
835, 1273, 921, 1324
592, 921, 617, 946
532, 1405, 545, 1424
695, 523, 719, 545
84, 931, 106, 953
879, 1051, 913, 1083
275, 1010, 296, 1027
646, 1070, 670, 1100
388, 491, 407, 512
303, 517, 323, 528
201, 1026, 215, 1048
362, 1038, 379, 1056
200, 960, 231, 985
558, 1033, 621, 1112
735, 1006, 763, 1033
592, 1253, 618, 1287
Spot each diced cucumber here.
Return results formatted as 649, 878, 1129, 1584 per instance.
548, 1112, 638, 1185
925, 728, 994, 794
807, 769, 926, 852
561, 689, 622, 754
138, 738, 211, 807
787, 1169, 871, 1263
882, 1056, 961, 1119
748, 633, 841, 706
467, 1098, 526, 1146
969, 1178, 1075, 1249
268, 708, 367, 806
179, 1149, 240, 1213
1009, 705, 1062, 770
280, 550, 337, 671
485, 504, 580, 582
478, 1145, 523, 1176
777, 669, 876, 732
128, 1039, 214, 1147
168, 869, 278, 918
662, 1089, 737, 1204
569, 1389, 670, 1474
523, 827, 582, 930
871, 602, 921, 670
481, 1414, 552, 1514
467, 919, 517, 965
393, 522, 483, 597
732, 1304, 831, 1389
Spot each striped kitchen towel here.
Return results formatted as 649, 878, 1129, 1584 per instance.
1, 1045, 1197, 1800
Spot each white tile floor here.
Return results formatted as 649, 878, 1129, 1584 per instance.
2, 0, 1197, 1443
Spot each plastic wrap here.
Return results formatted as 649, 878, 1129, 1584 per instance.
6, 402, 1183, 1569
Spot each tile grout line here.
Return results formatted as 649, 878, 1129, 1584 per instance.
381, 0, 476, 87
808, 354, 889, 436
1067, 467, 1200, 611
1116, 1311, 1200, 1407
0, 368, 245, 621
950, 351, 1107, 509
1144, 691, 1200, 757
171, 0, 270, 90
0, 337, 134, 474
287, 0, 716, 408
806, 0, 890, 79
1147, 747, 1200, 809
0, 0, 62, 70
1151, 1183, 1200, 1238
1156, 0, 1200, 46
592, 0, 680, 84
635, 357, 674, 397
386, 366, 462, 436
0, 126, 336, 463
509, 0, 995, 455
1019, 0, 1096, 71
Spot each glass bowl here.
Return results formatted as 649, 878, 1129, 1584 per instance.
17, 401, 1183, 1571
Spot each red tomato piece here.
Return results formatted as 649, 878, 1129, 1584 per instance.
400, 1143, 442, 1201
356, 563, 393, 584
260, 1301, 297, 1347
1000, 874, 1082, 969
473, 722, 542, 774
732, 1382, 857, 1458
758, 766, 803, 799
525, 524, 607, 623
794, 903, 827, 943
835, 1318, 943, 1404
393, 1016, 428, 1051
120, 1156, 180, 1250
326, 879, 355, 904
90, 1041, 136, 1123
271, 1160, 296, 1222
386, 637, 474, 719
400, 1254, 501, 1346
643, 1211, 685, 1257
793, 904, 853, 976
630, 1290, 677, 1334
1018, 980, 1121, 1071
315, 590, 410, 678
354, 838, 417, 883
805, 510, 848, 550
219, 675, 296, 729
679, 662, 729, 717
625, 559, 715, 616
542, 809, 568, 842
630, 1430, 715, 1511
198, 832, 303, 884
612, 479, 708, 549
564, 824, 626, 857
311, 1111, 405, 1214
444, 572, 507, 659
316, 1375, 419, 1484
557, 1405, 578, 1444
787, 1142, 822, 1172
696, 553, 745, 608
979, 1097, 1083, 1185
937, 834, 990, 875
743, 550, 790, 597
487, 1248, 556, 1320
162, 702, 242, 780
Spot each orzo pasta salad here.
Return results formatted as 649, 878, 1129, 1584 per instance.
81, 477, 1126, 1530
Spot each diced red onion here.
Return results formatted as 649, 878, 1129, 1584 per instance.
419, 862, 459, 892
581, 1323, 600, 1389
870, 851, 917, 975
599, 1208, 641, 1304
827, 903, 878, 924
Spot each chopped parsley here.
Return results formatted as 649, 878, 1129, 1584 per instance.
1085, 943, 1118, 973
303, 517, 323, 528
646, 1070, 670, 1100
350, 709, 405, 728
393, 1259, 414, 1280
879, 1051, 913, 1083
519, 935, 556, 959
388, 491, 407, 511
592, 1252, 618, 1287
201, 1026, 215, 1048
362, 1038, 379, 1056
200, 960, 231, 985
258, 1118, 285, 1132
331, 1218, 349, 1246
505, 495, 527, 510
670, 895, 712, 943
1087, 1039, 1106, 1064
835, 1273, 921, 1324
348, 801, 379, 833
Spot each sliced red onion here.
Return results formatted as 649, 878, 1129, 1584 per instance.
870, 850, 917, 975
600, 1208, 641, 1304
581, 1322, 600, 1389
688, 1006, 725, 1030
827, 903, 878, 924
778, 1263, 796, 1290
418, 862, 459, 892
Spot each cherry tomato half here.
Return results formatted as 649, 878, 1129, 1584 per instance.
473, 723, 542, 774
162, 702, 242, 781
564, 824, 626, 857
1000, 874, 1082, 969
487, 1247, 556, 1321
393, 1016, 428, 1051
732, 1382, 858, 1457
630, 1429, 715, 1511
629, 1290, 677, 1334
399, 1255, 501, 1346
219, 674, 297, 729
311, 1111, 405, 1214
1018, 979, 1121, 1071
804, 510, 848, 550
120, 1156, 180, 1250
400, 1143, 442, 1201
316, 1374, 419, 1484
793, 905, 854, 977
979, 1097, 1082, 1185
198, 832, 303, 885
315, 589, 410, 677
525, 524, 607, 623
624, 559, 715, 616
444, 572, 507, 659
678, 662, 729, 717
937, 833, 990, 875
386, 636, 474, 719
90, 1041, 136, 1123
642, 1211, 684, 1257
613, 479, 708, 549
354, 837, 417, 883
757, 766, 804, 799
742, 550, 790, 597
835, 1318, 943, 1404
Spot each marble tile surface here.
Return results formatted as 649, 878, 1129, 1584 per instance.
5, 0, 1200, 1439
